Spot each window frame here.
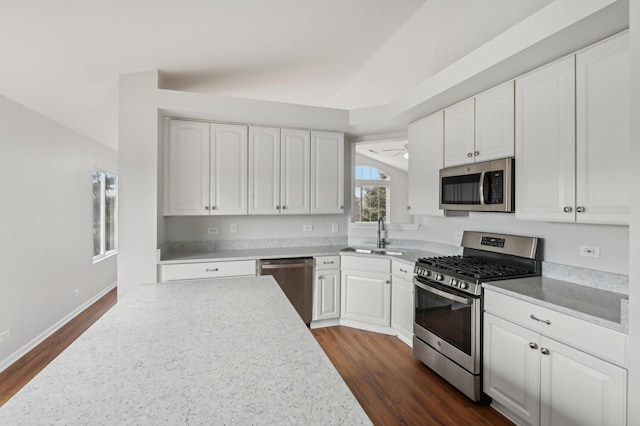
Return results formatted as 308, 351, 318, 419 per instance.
93, 169, 118, 263
354, 166, 391, 224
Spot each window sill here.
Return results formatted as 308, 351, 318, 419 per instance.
93, 250, 117, 264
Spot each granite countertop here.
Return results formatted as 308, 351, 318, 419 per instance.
483, 277, 629, 333
159, 245, 438, 266
0, 277, 371, 425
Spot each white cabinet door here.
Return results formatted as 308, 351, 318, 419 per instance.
391, 275, 414, 347
408, 112, 444, 216
444, 97, 475, 167
484, 313, 541, 426
248, 126, 281, 215
210, 123, 248, 215
515, 56, 576, 222
313, 269, 340, 321
576, 32, 630, 225
310, 131, 344, 214
341, 270, 390, 326
475, 81, 515, 163
281, 128, 310, 214
167, 120, 210, 215
540, 337, 627, 426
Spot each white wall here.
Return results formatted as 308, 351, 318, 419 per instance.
0, 95, 117, 371
354, 153, 411, 224
626, 0, 639, 422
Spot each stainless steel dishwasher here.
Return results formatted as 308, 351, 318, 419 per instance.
259, 258, 314, 325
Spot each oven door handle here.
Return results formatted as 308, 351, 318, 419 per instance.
414, 279, 471, 305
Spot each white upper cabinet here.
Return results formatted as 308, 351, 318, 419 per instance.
210, 123, 248, 215
575, 32, 630, 225
281, 128, 311, 214
444, 82, 514, 168
515, 55, 576, 222
444, 98, 475, 167
248, 126, 281, 214
475, 81, 515, 163
310, 131, 344, 214
167, 120, 210, 215
408, 111, 444, 216
516, 31, 630, 225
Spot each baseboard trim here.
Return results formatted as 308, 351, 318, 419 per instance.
0, 281, 117, 374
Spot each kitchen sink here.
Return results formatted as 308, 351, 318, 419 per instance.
341, 247, 404, 256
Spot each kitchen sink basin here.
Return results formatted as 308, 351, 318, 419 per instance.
341, 247, 404, 256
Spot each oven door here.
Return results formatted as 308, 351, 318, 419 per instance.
413, 277, 481, 374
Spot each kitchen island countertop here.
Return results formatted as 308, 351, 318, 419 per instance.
0, 277, 371, 425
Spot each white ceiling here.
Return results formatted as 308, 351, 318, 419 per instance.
356, 140, 409, 173
0, 0, 554, 150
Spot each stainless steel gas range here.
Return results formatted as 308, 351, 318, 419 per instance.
413, 231, 542, 401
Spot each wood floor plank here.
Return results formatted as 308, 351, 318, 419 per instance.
0, 288, 117, 407
312, 326, 513, 426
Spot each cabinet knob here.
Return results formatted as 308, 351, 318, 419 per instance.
563, 206, 573, 213
211, 206, 217, 210
282, 205, 287, 210
318, 276, 324, 280
540, 348, 550, 355
474, 151, 479, 156
276, 206, 280, 210
467, 152, 473, 158
529, 342, 538, 350
407, 206, 411, 210
576, 206, 585, 213
385, 280, 391, 284
340, 206, 344, 209
205, 206, 209, 210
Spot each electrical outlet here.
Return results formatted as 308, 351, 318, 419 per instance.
208, 227, 218, 235
73, 289, 80, 298
303, 225, 313, 232
0, 330, 9, 342
580, 245, 600, 258
230, 223, 238, 234
454, 231, 463, 239
331, 223, 339, 233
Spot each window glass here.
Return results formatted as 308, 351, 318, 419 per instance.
93, 171, 117, 261
354, 166, 390, 223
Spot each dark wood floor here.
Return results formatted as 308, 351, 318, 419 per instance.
0, 288, 117, 407
312, 326, 513, 426
1, 289, 510, 425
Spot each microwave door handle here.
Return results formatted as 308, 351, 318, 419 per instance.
479, 171, 486, 205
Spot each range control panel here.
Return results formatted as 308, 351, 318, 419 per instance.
481, 236, 505, 248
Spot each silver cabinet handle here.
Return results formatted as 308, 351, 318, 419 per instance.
323, 261, 334, 265
529, 342, 538, 349
576, 206, 585, 213
400, 268, 408, 273
540, 348, 550, 355
563, 206, 572, 213
205, 268, 219, 272
467, 152, 473, 157
530, 314, 551, 325
474, 151, 479, 156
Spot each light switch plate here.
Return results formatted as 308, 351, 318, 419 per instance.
331, 223, 339, 233
230, 224, 238, 234
303, 225, 313, 232
208, 227, 218, 235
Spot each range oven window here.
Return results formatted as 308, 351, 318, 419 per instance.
415, 282, 472, 355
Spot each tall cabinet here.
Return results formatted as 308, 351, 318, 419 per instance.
311, 131, 344, 214
515, 32, 629, 224
167, 120, 248, 216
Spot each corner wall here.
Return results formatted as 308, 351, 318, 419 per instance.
0, 95, 117, 371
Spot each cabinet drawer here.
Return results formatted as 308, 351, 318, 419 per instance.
391, 259, 414, 280
484, 289, 627, 367
315, 255, 340, 270
161, 260, 257, 281
341, 255, 390, 273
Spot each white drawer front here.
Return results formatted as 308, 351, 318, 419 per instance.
315, 255, 340, 270
161, 260, 257, 281
484, 289, 627, 367
341, 255, 390, 273
391, 259, 414, 280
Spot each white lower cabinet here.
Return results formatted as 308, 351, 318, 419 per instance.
313, 256, 341, 321
391, 260, 414, 347
159, 260, 257, 281
340, 256, 391, 328
484, 293, 627, 426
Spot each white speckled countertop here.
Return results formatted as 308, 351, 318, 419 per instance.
0, 277, 371, 425
483, 277, 628, 333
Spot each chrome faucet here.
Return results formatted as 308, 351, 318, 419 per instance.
377, 217, 386, 248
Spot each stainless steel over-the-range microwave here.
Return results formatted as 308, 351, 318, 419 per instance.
439, 157, 514, 212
